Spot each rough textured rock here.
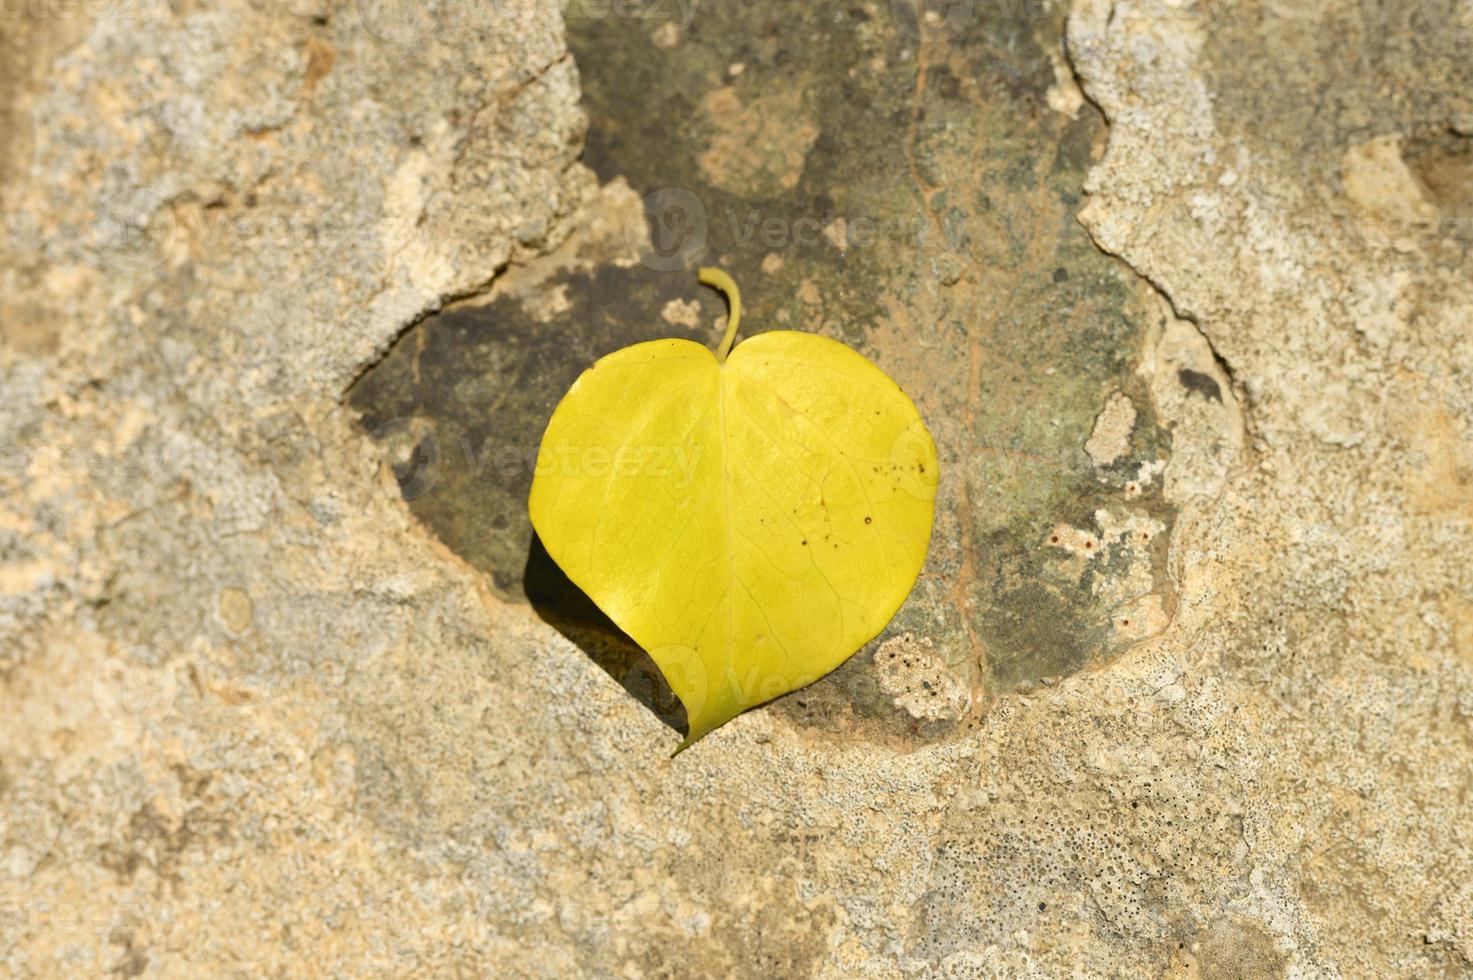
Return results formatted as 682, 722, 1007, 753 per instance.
1, 1, 1470, 977
353, 1, 1207, 750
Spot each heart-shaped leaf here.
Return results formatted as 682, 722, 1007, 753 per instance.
529, 269, 938, 748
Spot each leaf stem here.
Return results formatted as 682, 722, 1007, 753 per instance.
700, 266, 742, 363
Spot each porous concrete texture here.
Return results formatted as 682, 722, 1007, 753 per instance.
1, 1, 1470, 978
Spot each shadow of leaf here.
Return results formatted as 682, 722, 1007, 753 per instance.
522, 533, 688, 735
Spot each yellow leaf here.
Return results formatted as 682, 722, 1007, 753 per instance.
528, 268, 938, 748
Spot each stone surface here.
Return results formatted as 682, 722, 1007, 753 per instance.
0, 0, 1471, 977
353, 1, 1204, 749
